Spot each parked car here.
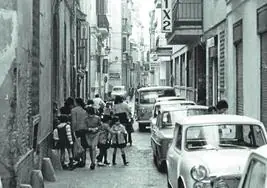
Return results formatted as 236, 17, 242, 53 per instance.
150, 100, 184, 128
155, 96, 186, 103
176, 100, 196, 106
151, 105, 209, 172
111, 85, 127, 99
166, 114, 267, 188
135, 86, 176, 131
237, 145, 267, 188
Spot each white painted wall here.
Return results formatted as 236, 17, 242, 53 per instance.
226, 0, 262, 119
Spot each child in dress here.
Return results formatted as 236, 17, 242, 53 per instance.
110, 116, 129, 166
53, 115, 75, 170
96, 116, 111, 166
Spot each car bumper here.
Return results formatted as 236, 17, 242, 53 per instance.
185, 174, 241, 188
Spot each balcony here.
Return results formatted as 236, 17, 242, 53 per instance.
154, 0, 161, 8
97, 14, 109, 36
166, 0, 203, 45
122, 23, 132, 36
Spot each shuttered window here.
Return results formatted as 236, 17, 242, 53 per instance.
32, 0, 40, 115
260, 33, 267, 127
258, 4, 267, 128
180, 54, 185, 86
234, 20, 243, 115
175, 57, 180, 85
219, 30, 225, 93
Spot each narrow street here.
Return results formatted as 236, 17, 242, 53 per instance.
45, 101, 166, 188
45, 125, 166, 188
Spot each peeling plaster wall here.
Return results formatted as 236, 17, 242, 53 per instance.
0, 0, 33, 187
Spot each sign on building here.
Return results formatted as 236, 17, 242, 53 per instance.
161, 0, 172, 33
109, 73, 120, 79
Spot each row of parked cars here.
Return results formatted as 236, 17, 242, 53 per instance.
134, 86, 267, 188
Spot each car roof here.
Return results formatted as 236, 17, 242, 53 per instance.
155, 100, 184, 106
156, 96, 185, 101
177, 114, 262, 125
137, 86, 174, 92
161, 105, 208, 113
113, 85, 125, 88
177, 100, 196, 104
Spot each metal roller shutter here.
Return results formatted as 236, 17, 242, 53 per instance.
236, 42, 243, 115
261, 32, 267, 126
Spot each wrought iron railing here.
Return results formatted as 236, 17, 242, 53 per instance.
97, 15, 109, 31
173, 1, 203, 25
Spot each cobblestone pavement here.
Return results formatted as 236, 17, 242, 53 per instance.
45, 101, 167, 188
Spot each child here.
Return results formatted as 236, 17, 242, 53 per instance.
110, 116, 129, 166
53, 115, 75, 170
96, 116, 111, 166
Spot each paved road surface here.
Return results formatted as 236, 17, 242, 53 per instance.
45, 100, 167, 188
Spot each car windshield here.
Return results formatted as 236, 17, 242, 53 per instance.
140, 91, 160, 104
185, 124, 266, 150
161, 109, 208, 129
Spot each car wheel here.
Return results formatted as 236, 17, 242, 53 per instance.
153, 154, 157, 165
139, 123, 145, 132
178, 179, 185, 188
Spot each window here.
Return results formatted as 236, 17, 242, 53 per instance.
122, 37, 127, 52
175, 125, 182, 150
243, 159, 266, 188
185, 124, 266, 151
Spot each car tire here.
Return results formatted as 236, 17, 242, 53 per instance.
153, 154, 157, 166
178, 179, 185, 188
139, 123, 145, 132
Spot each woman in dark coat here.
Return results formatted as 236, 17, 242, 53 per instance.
113, 96, 134, 146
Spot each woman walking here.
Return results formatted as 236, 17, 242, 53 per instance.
84, 106, 102, 170
71, 98, 88, 167
113, 96, 133, 146
110, 116, 129, 165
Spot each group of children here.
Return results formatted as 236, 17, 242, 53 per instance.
52, 98, 130, 171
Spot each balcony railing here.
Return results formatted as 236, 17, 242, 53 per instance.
173, 1, 203, 26
122, 23, 132, 35
97, 14, 109, 32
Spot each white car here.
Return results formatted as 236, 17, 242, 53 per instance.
111, 86, 127, 99
166, 114, 267, 188
238, 145, 267, 188
151, 105, 209, 172
155, 96, 186, 103
150, 100, 183, 128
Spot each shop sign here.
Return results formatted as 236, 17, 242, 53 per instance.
109, 73, 120, 79
161, 0, 172, 33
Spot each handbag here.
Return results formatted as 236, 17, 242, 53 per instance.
73, 133, 85, 160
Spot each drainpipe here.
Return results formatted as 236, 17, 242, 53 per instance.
88, 26, 91, 98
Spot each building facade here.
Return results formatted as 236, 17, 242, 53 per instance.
149, 0, 173, 87
0, 0, 85, 187
165, 0, 208, 103
166, 0, 267, 127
